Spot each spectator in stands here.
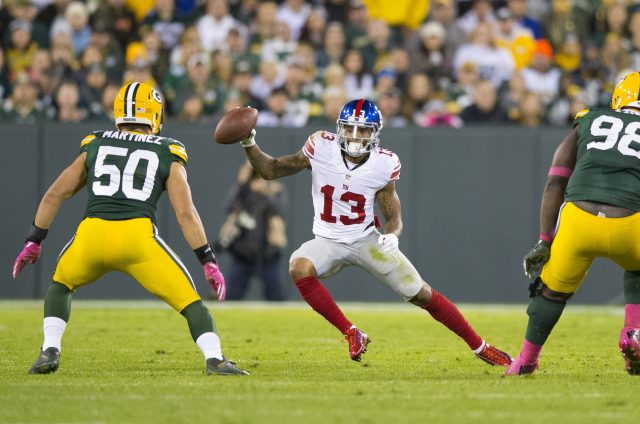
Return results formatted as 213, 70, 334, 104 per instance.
377, 87, 408, 128
248, 1, 277, 51
89, 20, 125, 83
543, 0, 590, 50
547, 79, 588, 126
29, 49, 54, 108
493, 7, 536, 70
225, 26, 258, 71
308, 85, 347, 126
257, 87, 307, 127
51, 1, 90, 56
92, 82, 119, 122
79, 64, 107, 117
453, 22, 515, 88
316, 22, 346, 69
344, 0, 369, 50
506, 0, 542, 40
249, 59, 284, 102
418, 99, 463, 128
343, 48, 374, 100
0, 76, 46, 124
429, 0, 466, 59
360, 19, 394, 73
628, 11, 640, 71
403, 72, 439, 124
447, 61, 480, 114
276, 0, 311, 41
212, 50, 233, 87
457, 0, 495, 35
6, 19, 38, 81
0, 49, 9, 103
123, 60, 156, 88
49, 31, 78, 89
373, 67, 397, 99
140, 0, 185, 52
197, 0, 238, 53
174, 53, 225, 115
261, 19, 296, 65
228, 60, 263, 110
35, 0, 71, 40
512, 90, 544, 127
554, 33, 581, 76
299, 6, 327, 51
50, 79, 86, 122
93, 0, 138, 50
140, 30, 169, 85
593, 1, 629, 47
520, 39, 561, 107
409, 21, 453, 91
179, 95, 206, 123
460, 79, 508, 124
6, 0, 49, 48
499, 70, 527, 121
601, 33, 631, 86
215, 161, 288, 301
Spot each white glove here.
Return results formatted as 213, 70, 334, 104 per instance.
241, 129, 256, 148
378, 233, 399, 254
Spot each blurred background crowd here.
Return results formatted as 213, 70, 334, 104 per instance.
0, 0, 634, 128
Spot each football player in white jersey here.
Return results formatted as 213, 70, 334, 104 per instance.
237, 99, 512, 367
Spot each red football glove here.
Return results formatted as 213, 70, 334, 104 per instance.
12, 241, 41, 278
203, 262, 226, 301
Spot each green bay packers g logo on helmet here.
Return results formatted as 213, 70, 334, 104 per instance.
611, 72, 640, 111
114, 82, 164, 134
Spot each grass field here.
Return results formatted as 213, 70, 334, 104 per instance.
0, 301, 634, 424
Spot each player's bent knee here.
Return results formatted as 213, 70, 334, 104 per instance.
540, 285, 573, 302
408, 281, 432, 307
289, 258, 317, 281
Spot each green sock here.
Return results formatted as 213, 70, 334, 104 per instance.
524, 294, 567, 346
43, 281, 73, 321
181, 300, 216, 341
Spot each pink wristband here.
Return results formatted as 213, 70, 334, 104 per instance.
539, 232, 553, 243
548, 166, 573, 178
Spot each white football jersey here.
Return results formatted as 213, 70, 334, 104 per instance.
302, 131, 401, 243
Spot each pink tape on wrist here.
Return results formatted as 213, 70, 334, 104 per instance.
539, 232, 553, 243
548, 166, 573, 178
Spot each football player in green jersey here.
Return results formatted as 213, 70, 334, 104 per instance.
507, 72, 640, 376
12, 82, 248, 376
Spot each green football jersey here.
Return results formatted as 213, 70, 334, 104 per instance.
80, 130, 188, 222
566, 108, 640, 211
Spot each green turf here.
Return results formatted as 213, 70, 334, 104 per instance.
0, 301, 634, 423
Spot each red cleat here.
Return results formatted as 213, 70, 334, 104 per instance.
475, 342, 513, 366
344, 327, 370, 361
620, 327, 640, 375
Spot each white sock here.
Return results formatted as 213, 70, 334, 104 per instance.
472, 340, 487, 355
196, 332, 223, 360
42, 317, 67, 351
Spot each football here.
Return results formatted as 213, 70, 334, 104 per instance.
214, 106, 259, 144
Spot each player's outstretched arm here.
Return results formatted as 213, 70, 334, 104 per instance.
13, 153, 87, 278
34, 152, 87, 229
167, 161, 226, 301
540, 127, 577, 236
523, 127, 577, 279
240, 130, 310, 180
375, 181, 403, 237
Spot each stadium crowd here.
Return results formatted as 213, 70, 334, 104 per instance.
0, 0, 634, 127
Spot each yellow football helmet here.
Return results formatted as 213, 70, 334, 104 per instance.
611, 72, 640, 111
113, 81, 163, 134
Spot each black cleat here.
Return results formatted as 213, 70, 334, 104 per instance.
206, 357, 249, 376
28, 347, 60, 374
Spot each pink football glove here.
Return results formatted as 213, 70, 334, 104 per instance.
12, 241, 41, 278
203, 262, 226, 301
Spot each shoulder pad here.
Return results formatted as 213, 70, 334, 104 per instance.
80, 132, 98, 148
572, 108, 591, 128
167, 138, 188, 163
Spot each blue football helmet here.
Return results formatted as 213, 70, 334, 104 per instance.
336, 99, 383, 158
